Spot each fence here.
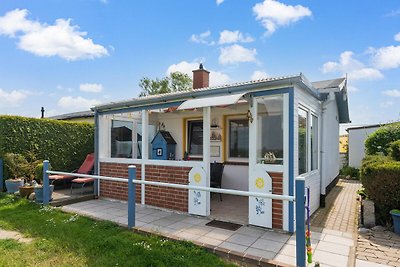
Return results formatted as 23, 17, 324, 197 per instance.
41, 161, 307, 266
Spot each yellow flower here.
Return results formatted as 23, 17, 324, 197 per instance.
255, 177, 264, 189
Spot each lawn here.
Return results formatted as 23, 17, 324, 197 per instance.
0, 194, 233, 267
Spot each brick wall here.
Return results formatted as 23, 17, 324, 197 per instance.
270, 172, 283, 229
99, 162, 190, 212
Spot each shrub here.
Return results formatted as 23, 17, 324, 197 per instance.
361, 155, 400, 225
390, 140, 400, 161
3, 153, 29, 179
340, 166, 359, 179
0, 116, 94, 175
365, 122, 400, 155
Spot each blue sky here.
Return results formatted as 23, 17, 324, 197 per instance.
0, 0, 399, 130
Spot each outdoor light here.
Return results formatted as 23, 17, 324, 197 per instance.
247, 109, 253, 123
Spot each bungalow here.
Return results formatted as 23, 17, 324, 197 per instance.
92, 65, 350, 232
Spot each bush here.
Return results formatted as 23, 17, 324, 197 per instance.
340, 166, 359, 179
0, 116, 94, 177
361, 155, 400, 225
365, 122, 400, 155
390, 140, 400, 161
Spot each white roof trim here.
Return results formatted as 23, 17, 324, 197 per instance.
177, 93, 246, 110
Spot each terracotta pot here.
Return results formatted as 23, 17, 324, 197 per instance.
19, 186, 34, 198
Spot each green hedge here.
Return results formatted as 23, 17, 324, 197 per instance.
361, 155, 400, 225
365, 122, 400, 155
0, 116, 94, 177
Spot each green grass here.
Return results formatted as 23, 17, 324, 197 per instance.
0, 194, 233, 267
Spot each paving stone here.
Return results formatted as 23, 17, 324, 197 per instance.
316, 240, 350, 256
226, 233, 258, 247
218, 241, 248, 253
245, 247, 276, 259
250, 238, 284, 253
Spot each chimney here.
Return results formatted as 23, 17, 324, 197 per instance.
41, 107, 45, 118
192, 63, 210, 89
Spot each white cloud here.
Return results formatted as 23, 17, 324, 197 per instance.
190, 30, 214, 45
322, 51, 383, 81
218, 30, 254, 44
57, 96, 101, 111
79, 83, 103, 93
219, 44, 257, 65
380, 101, 394, 108
166, 60, 231, 87
383, 89, 400, 97
0, 88, 27, 108
216, 0, 224, 5
347, 85, 359, 93
370, 45, 400, 69
252, 0, 312, 35
251, 70, 268, 80
0, 9, 108, 60
395, 32, 400, 42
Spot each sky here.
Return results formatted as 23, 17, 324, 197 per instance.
0, 0, 399, 133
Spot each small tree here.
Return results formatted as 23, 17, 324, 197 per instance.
139, 71, 192, 97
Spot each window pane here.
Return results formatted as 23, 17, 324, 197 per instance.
111, 120, 133, 158
257, 95, 283, 165
229, 119, 249, 158
188, 120, 203, 155
311, 115, 318, 170
298, 108, 308, 175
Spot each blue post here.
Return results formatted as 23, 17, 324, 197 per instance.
295, 177, 306, 267
128, 165, 136, 229
0, 159, 3, 193
43, 160, 50, 205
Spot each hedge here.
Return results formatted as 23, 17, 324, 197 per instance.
365, 122, 400, 155
361, 155, 400, 225
0, 116, 94, 178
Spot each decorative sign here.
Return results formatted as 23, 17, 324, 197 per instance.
255, 177, 265, 189
194, 173, 201, 183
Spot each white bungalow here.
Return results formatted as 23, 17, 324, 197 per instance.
92, 65, 349, 232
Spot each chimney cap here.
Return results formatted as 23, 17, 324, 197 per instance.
199, 63, 204, 70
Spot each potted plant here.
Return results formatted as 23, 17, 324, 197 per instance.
19, 151, 41, 198
390, 209, 400, 234
33, 162, 54, 203
4, 153, 28, 194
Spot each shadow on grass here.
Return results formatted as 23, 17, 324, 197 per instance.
0, 194, 232, 267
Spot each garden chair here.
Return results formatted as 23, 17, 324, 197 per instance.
49, 153, 95, 188
210, 162, 224, 201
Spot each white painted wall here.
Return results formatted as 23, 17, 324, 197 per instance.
348, 126, 380, 168
222, 165, 249, 191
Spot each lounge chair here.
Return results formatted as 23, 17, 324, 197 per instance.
49, 153, 95, 187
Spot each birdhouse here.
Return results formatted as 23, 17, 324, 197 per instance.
151, 130, 177, 160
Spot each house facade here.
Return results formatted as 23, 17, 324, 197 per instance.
92, 65, 349, 232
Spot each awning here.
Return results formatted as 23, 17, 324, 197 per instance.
177, 93, 246, 110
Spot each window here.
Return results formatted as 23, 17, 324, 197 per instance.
298, 108, 308, 175
111, 120, 133, 158
187, 120, 203, 156
257, 95, 284, 165
229, 119, 249, 158
311, 114, 318, 170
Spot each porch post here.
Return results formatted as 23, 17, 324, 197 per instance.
0, 159, 3, 192
141, 110, 148, 205
94, 110, 100, 197
43, 160, 50, 205
128, 165, 136, 229
203, 107, 211, 216
295, 177, 306, 267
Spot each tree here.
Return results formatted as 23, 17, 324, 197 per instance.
139, 71, 192, 97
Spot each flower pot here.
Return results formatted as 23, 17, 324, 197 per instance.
390, 210, 400, 234
34, 185, 54, 203
5, 179, 24, 194
19, 186, 35, 198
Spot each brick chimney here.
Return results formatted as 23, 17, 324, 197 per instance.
192, 63, 210, 89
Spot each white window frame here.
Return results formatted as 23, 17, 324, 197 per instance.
186, 119, 203, 158
109, 116, 141, 159
225, 115, 250, 163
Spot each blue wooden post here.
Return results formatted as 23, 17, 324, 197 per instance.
128, 165, 136, 229
295, 177, 306, 267
43, 160, 50, 205
0, 159, 3, 192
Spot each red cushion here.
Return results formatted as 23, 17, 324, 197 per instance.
72, 178, 95, 184
49, 174, 74, 180
77, 153, 95, 174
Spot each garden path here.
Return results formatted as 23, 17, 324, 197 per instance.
0, 228, 33, 243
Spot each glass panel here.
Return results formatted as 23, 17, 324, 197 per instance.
257, 95, 283, 165
298, 108, 308, 175
311, 115, 318, 170
188, 120, 203, 155
111, 120, 133, 158
229, 119, 249, 158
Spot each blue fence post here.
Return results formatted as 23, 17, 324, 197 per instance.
295, 177, 306, 267
0, 159, 3, 192
43, 160, 50, 205
128, 165, 136, 229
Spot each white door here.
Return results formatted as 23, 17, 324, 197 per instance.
249, 164, 272, 227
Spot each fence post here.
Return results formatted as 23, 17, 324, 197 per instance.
43, 160, 50, 205
0, 159, 3, 192
295, 177, 306, 267
128, 165, 136, 229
